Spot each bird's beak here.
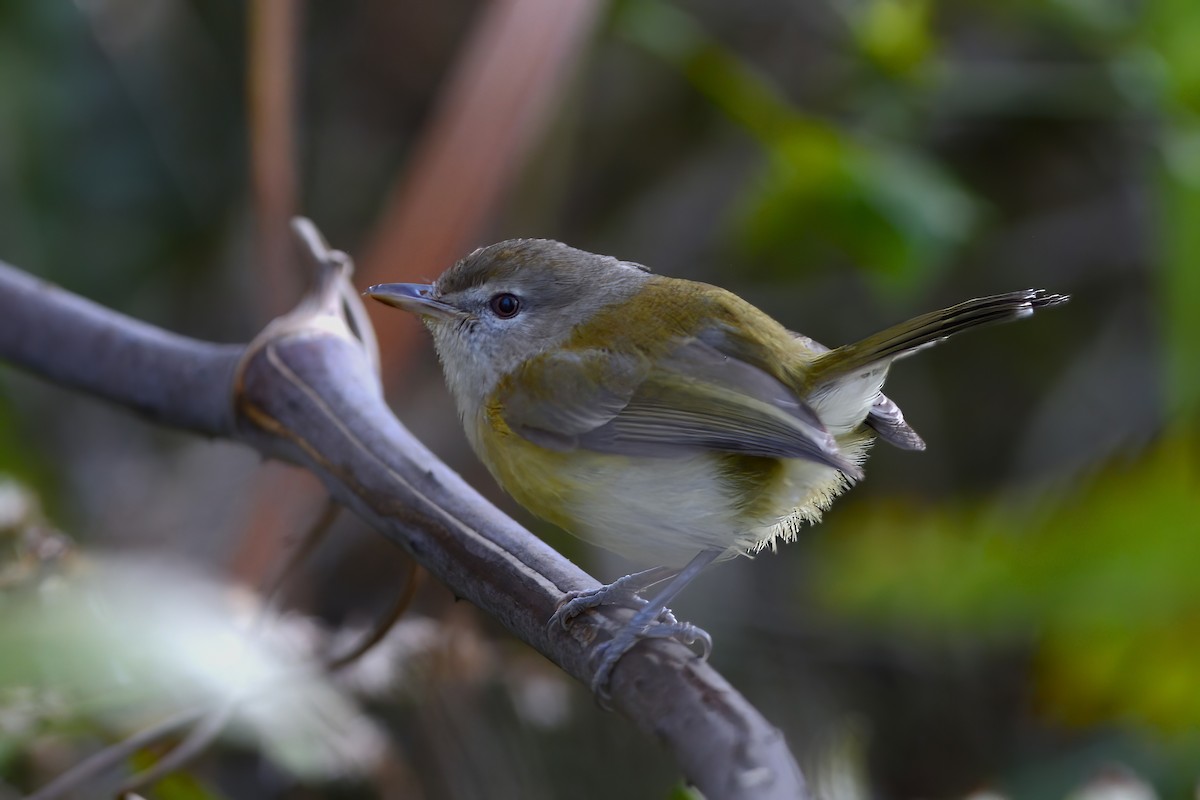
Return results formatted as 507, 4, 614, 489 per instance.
365, 283, 461, 321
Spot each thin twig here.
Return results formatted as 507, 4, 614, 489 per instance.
114, 701, 238, 797
325, 558, 422, 671
248, 0, 301, 317
262, 498, 342, 609
24, 709, 204, 800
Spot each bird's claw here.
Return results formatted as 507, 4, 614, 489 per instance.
590, 618, 713, 705
548, 588, 600, 629
550, 584, 679, 631
548, 556, 720, 706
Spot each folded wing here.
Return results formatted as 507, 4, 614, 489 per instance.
498, 336, 860, 476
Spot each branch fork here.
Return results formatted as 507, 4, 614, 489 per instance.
0, 219, 809, 800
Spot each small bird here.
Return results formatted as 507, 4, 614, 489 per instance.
368, 240, 1066, 695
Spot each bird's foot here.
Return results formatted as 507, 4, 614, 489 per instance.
550, 579, 709, 707
551, 549, 723, 706
549, 567, 675, 629
590, 614, 713, 706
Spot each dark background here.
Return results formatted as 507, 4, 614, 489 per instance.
1, 0, 1197, 797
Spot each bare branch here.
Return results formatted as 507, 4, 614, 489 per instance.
0, 264, 241, 437
0, 223, 810, 800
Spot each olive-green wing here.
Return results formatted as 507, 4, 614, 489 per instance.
498, 338, 859, 476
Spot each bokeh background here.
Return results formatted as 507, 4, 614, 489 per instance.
1, 0, 1198, 797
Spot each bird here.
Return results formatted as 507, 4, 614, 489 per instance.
367, 239, 1067, 696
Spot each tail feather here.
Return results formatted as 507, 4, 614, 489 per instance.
807, 289, 1067, 386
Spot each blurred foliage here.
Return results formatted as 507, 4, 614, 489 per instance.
0, 1, 244, 309
794, 0, 1200, 785
0, 393, 52, 500
1130, 0, 1200, 417
2, 0, 1198, 797
814, 431, 1200, 732
850, 0, 935, 77
125, 752, 225, 800
617, 0, 977, 295
0, 506, 386, 793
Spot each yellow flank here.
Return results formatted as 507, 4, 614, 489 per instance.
477, 394, 866, 566
716, 453, 787, 519
477, 400, 580, 532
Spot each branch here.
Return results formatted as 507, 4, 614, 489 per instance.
0, 221, 810, 800
0, 267, 241, 437
247, 0, 301, 317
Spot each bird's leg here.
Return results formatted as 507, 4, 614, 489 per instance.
550, 565, 677, 628
589, 548, 722, 700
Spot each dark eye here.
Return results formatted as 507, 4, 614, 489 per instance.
489, 293, 521, 319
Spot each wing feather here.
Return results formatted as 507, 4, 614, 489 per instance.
498, 336, 859, 475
